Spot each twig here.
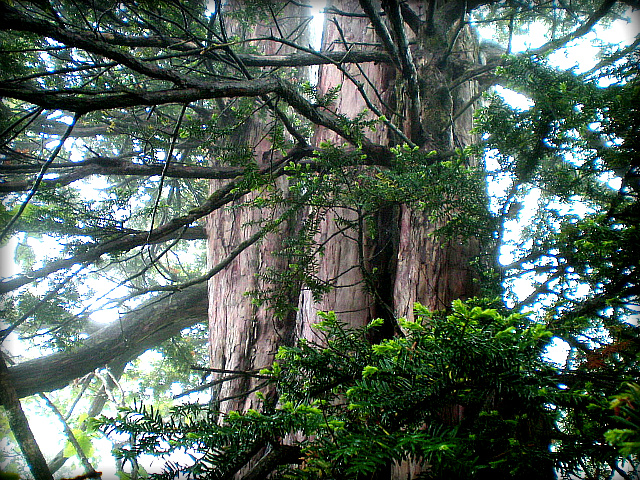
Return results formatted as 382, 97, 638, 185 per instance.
39, 393, 99, 477
328, 20, 412, 146
0, 112, 80, 242
146, 103, 188, 236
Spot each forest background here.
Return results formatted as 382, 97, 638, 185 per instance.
0, 0, 639, 479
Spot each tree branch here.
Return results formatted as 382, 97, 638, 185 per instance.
0, 79, 282, 114
0, 3, 192, 88
0, 147, 309, 294
0, 113, 80, 242
0, 155, 250, 184
0, 356, 54, 480
240, 444, 302, 480
39, 393, 98, 477
6, 284, 207, 399
384, 0, 426, 145
358, 0, 401, 69
528, 0, 617, 57
234, 49, 392, 67
48, 362, 126, 474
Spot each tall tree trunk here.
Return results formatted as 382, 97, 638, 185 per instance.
296, 0, 482, 331
207, 2, 483, 477
296, 2, 482, 478
206, 2, 311, 414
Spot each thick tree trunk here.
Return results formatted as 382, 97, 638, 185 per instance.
293, 2, 481, 478
206, 2, 310, 414
206, 1, 482, 478
295, 2, 392, 338
297, 0, 481, 329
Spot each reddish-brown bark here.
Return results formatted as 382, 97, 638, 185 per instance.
205, 2, 483, 478
206, 2, 311, 414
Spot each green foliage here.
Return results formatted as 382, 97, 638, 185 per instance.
476, 50, 639, 359
606, 383, 640, 457
125, 324, 209, 403
247, 142, 495, 318
97, 300, 588, 479
62, 428, 96, 459
1, 1, 637, 477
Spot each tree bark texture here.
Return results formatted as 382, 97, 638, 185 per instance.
206, 1, 484, 478
297, 2, 481, 478
206, 2, 311, 414
298, 0, 482, 330
206, 0, 482, 396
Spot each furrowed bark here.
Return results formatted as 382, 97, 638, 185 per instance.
206, 1, 310, 416
296, 2, 483, 478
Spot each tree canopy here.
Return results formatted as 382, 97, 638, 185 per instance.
0, 0, 638, 479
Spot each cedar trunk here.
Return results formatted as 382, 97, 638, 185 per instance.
206, 1, 482, 477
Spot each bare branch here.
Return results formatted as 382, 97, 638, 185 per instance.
358, 0, 401, 69
123, 226, 267, 297
147, 104, 188, 233
528, 0, 617, 57
7, 284, 207, 399
279, 30, 413, 146
234, 49, 392, 67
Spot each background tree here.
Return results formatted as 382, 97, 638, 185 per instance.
0, 0, 638, 479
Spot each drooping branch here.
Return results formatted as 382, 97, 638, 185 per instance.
0, 147, 311, 294
5, 283, 208, 400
